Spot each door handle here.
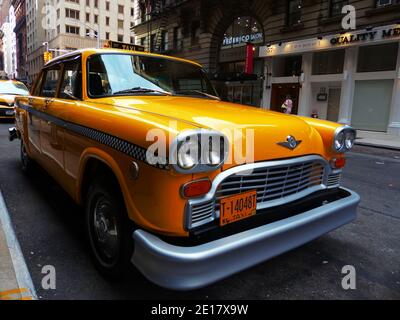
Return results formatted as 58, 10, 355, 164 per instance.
43, 99, 53, 110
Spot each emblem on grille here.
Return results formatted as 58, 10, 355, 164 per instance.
277, 136, 302, 150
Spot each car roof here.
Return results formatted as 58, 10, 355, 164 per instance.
45, 48, 202, 68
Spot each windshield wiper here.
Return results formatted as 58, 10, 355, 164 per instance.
113, 87, 172, 96
177, 90, 220, 100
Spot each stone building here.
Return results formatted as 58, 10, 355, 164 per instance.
132, 0, 400, 136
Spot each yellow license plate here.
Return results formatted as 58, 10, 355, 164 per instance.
220, 190, 257, 226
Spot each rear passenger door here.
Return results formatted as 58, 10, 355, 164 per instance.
37, 65, 63, 172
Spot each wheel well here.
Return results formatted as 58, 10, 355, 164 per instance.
80, 158, 121, 204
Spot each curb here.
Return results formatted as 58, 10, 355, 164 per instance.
355, 141, 400, 151
0, 191, 37, 300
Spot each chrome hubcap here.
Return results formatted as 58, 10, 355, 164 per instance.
93, 198, 119, 261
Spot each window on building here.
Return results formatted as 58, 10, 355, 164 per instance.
130, 37, 135, 44
357, 43, 399, 72
376, 0, 395, 8
65, 9, 79, 20
118, 34, 123, 42
106, 17, 110, 26
150, 33, 156, 51
86, 0, 89, 6
140, 37, 146, 47
173, 27, 182, 51
106, 32, 110, 40
312, 49, 345, 75
287, 0, 302, 26
118, 5, 124, 14
59, 58, 82, 100
330, 0, 348, 17
161, 30, 168, 52
191, 21, 200, 45
140, 2, 146, 23
131, 8, 134, 16
106, 1, 110, 10
94, 15, 98, 24
118, 20, 124, 29
66, 25, 80, 35
86, 13, 90, 22
94, 0, 98, 8
273, 55, 303, 77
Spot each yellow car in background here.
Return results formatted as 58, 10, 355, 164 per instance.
0, 80, 30, 119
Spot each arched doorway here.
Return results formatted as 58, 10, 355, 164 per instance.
211, 16, 265, 107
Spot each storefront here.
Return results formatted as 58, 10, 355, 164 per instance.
259, 24, 400, 136
213, 16, 264, 107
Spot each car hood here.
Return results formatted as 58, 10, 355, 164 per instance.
0, 94, 16, 105
92, 96, 327, 166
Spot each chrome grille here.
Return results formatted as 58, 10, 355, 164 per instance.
186, 156, 332, 230
327, 171, 341, 188
190, 200, 214, 227
215, 160, 325, 212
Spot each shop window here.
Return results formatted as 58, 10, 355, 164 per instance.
376, 0, 395, 8
330, 0, 348, 17
287, 0, 302, 26
273, 55, 302, 77
357, 43, 398, 73
312, 49, 345, 75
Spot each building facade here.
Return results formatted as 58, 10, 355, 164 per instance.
26, 0, 47, 83
132, 0, 400, 136
0, 3, 17, 78
25, 0, 136, 82
13, 0, 28, 81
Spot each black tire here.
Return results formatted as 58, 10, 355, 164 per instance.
20, 140, 33, 173
85, 176, 134, 279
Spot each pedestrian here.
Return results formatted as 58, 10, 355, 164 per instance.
281, 94, 293, 114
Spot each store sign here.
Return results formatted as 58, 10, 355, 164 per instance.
223, 32, 263, 47
259, 24, 400, 57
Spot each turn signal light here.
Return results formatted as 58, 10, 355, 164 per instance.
182, 179, 212, 198
330, 157, 346, 169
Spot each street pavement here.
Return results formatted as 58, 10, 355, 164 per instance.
0, 121, 399, 300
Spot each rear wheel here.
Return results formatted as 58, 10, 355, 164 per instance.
20, 140, 33, 173
85, 177, 134, 278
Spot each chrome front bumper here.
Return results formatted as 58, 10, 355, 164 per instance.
131, 188, 360, 291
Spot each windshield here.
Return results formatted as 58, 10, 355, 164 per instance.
0, 81, 29, 95
87, 53, 218, 99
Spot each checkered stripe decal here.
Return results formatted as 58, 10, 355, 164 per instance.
19, 103, 169, 170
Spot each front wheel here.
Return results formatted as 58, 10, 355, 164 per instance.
85, 178, 134, 278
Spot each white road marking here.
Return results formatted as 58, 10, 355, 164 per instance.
0, 191, 37, 299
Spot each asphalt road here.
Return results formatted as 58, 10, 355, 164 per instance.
0, 121, 399, 300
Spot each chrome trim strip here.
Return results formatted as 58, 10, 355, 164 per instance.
186, 155, 332, 230
132, 188, 360, 291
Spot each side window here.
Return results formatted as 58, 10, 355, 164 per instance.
59, 59, 82, 100
32, 72, 44, 96
40, 67, 61, 98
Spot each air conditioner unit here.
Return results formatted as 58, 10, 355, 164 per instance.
376, 0, 393, 7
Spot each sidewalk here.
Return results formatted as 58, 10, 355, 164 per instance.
0, 192, 36, 300
355, 130, 400, 150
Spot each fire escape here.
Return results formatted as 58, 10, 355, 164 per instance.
146, 0, 171, 53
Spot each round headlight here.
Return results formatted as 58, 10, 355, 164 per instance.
333, 126, 356, 153
177, 140, 199, 170
345, 130, 356, 149
208, 149, 221, 166
334, 131, 345, 152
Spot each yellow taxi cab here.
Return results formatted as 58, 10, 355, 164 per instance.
10, 48, 360, 290
0, 80, 29, 119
